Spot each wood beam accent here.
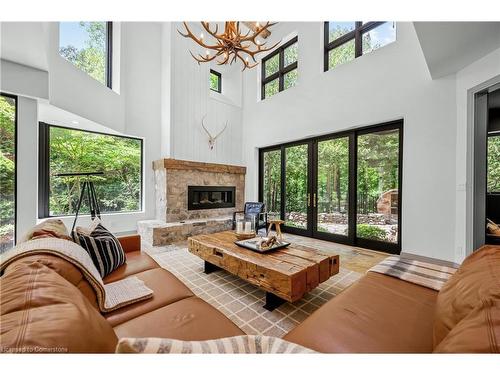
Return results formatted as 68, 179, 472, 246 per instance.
153, 158, 246, 175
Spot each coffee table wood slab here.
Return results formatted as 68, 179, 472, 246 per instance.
188, 231, 339, 310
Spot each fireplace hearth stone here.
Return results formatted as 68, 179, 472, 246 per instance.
138, 217, 233, 246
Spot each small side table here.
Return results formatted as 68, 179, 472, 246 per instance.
267, 219, 285, 240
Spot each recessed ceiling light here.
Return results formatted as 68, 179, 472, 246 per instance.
71, 120, 79, 124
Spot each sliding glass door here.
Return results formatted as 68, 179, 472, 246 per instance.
314, 135, 351, 241
259, 120, 402, 254
283, 143, 311, 235
356, 126, 401, 251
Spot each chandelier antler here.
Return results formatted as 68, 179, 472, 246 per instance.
178, 21, 280, 71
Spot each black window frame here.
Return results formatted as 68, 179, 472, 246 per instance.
209, 69, 222, 93
324, 21, 388, 72
261, 36, 298, 100
106, 21, 113, 89
0, 92, 18, 247
59, 21, 113, 89
258, 119, 403, 254
38, 122, 144, 219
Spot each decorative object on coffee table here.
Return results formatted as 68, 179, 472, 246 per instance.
188, 231, 339, 311
235, 217, 256, 240
235, 235, 291, 253
267, 219, 285, 240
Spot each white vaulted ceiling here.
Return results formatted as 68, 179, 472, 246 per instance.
414, 22, 500, 79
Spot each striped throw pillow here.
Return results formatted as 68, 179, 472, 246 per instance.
116, 335, 316, 354
73, 220, 126, 278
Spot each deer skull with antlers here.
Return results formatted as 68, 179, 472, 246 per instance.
201, 115, 228, 150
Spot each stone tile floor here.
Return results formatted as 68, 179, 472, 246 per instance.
143, 232, 389, 337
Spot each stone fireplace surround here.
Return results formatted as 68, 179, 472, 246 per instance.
138, 158, 246, 245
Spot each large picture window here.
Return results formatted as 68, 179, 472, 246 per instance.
261, 36, 298, 100
59, 22, 113, 88
324, 22, 396, 71
259, 120, 403, 254
39, 123, 143, 218
0, 93, 17, 253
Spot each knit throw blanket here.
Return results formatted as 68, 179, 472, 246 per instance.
368, 256, 458, 291
0, 238, 153, 312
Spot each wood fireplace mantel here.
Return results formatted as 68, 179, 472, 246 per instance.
153, 158, 246, 175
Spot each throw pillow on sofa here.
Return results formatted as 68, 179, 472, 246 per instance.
433, 245, 500, 347
73, 219, 126, 278
434, 299, 500, 353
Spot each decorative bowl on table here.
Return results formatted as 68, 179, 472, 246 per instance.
235, 235, 291, 253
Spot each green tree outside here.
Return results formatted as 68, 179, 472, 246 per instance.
60, 22, 107, 85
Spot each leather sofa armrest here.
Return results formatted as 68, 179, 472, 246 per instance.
118, 234, 141, 253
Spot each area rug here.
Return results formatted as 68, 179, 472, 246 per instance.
144, 244, 362, 338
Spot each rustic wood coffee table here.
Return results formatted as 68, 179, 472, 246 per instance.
188, 231, 339, 311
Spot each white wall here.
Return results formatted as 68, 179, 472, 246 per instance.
16, 97, 39, 239
241, 22, 458, 262
46, 22, 126, 133
169, 22, 243, 165
2, 22, 165, 237
454, 47, 500, 262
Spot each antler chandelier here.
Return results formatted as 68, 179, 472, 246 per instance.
178, 21, 279, 71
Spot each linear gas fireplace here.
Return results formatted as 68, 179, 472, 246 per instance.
188, 186, 236, 210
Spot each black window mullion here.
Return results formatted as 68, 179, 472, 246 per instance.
261, 36, 298, 99
262, 71, 280, 85
279, 48, 285, 92
282, 61, 297, 75
325, 21, 390, 71
106, 22, 113, 89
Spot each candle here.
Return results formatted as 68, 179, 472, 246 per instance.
236, 221, 243, 233
244, 221, 252, 234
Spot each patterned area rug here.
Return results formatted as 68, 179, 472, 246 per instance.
144, 244, 362, 338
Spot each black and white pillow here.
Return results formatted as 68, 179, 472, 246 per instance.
73, 219, 126, 278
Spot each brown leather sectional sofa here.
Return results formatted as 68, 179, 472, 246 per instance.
1, 233, 499, 353
1, 235, 243, 353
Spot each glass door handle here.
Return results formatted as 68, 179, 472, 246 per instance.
307, 193, 311, 207
313, 193, 317, 208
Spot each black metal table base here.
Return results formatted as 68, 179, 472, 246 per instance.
203, 261, 286, 311
263, 292, 286, 311
204, 261, 221, 274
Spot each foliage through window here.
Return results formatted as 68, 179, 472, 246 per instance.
488, 135, 500, 193
39, 124, 142, 218
259, 121, 402, 254
59, 22, 112, 87
324, 22, 396, 71
209, 69, 221, 93
0, 94, 16, 253
261, 37, 298, 100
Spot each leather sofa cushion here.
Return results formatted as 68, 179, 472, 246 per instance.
0, 261, 117, 353
2, 253, 99, 309
284, 272, 438, 353
104, 268, 194, 326
114, 296, 244, 341
434, 299, 500, 353
103, 250, 159, 284
433, 245, 500, 347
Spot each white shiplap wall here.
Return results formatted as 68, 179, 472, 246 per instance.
170, 22, 243, 165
